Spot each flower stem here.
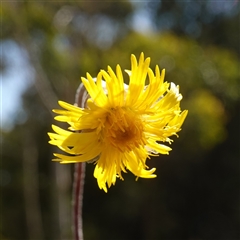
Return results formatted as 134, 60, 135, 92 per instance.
73, 83, 89, 240
73, 162, 86, 240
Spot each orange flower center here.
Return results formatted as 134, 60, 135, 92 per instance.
104, 107, 145, 152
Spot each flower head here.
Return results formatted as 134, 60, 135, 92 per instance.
48, 53, 188, 192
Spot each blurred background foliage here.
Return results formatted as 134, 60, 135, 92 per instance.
1, 1, 239, 239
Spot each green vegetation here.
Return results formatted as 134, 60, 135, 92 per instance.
1, 1, 239, 239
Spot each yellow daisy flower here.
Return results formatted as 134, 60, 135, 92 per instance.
48, 53, 188, 192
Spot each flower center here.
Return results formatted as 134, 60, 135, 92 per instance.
104, 107, 145, 152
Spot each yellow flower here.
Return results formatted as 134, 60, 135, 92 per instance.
48, 53, 188, 192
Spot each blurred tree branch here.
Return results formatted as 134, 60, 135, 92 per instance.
22, 129, 44, 239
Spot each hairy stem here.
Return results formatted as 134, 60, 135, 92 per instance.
72, 162, 86, 240
72, 83, 89, 240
